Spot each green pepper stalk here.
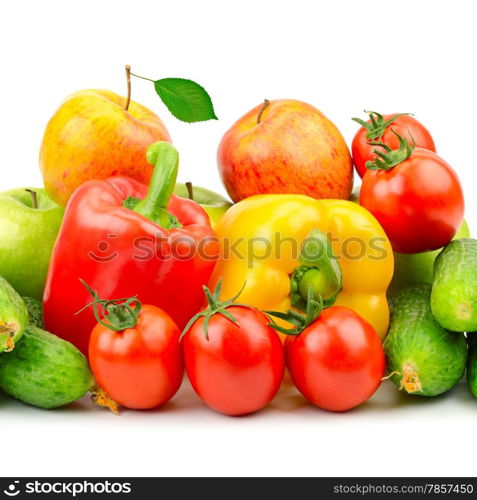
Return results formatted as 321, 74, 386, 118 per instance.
132, 141, 181, 228
290, 229, 342, 312
267, 232, 342, 336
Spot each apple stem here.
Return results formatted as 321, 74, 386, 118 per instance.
185, 182, 194, 200
124, 65, 132, 111
25, 189, 38, 209
129, 71, 155, 83
124, 65, 156, 111
257, 99, 270, 125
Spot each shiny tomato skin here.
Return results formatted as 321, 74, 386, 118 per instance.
360, 148, 464, 254
352, 114, 436, 178
89, 305, 183, 410
183, 306, 285, 416
285, 306, 385, 412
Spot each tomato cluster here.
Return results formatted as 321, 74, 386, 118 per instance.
86, 282, 385, 416
352, 111, 464, 254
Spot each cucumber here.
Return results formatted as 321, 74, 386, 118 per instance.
22, 296, 44, 328
431, 238, 477, 332
467, 332, 477, 398
0, 274, 28, 353
384, 284, 467, 396
389, 220, 470, 294
0, 326, 94, 409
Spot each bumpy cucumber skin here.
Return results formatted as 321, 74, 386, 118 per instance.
22, 296, 44, 328
431, 238, 477, 332
0, 326, 94, 409
384, 284, 467, 396
0, 275, 28, 353
467, 333, 477, 398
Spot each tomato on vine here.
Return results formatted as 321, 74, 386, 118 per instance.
181, 281, 285, 416
359, 131, 464, 254
352, 111, 436, 178
267, 291, 385, 412
80, 281, 184, 411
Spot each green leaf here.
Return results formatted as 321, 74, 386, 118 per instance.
154, 78, 218, 123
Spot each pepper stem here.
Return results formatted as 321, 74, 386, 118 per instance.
133, 142, 181, 228
290, 229, 342, 312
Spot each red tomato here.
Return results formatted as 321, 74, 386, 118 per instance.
183, 306, 285, 416
352, 113, 436, 178
285, 306, 385, 412
89, 304, 183, 410
360, 147, 464, 253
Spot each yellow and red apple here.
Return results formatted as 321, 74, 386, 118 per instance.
40, 89, 171, 206
217, 99, 353, 202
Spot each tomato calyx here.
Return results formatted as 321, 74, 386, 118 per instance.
180, 279, 248, 340
365, 130, 416, 171
352, 110, 412, 140
76, 280, 142, 332
266, 289, 323, 336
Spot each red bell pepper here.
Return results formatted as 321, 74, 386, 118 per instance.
43, 142, 219, 356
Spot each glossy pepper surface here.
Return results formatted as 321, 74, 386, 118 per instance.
43, 142, 218, 355
210, 195, 393, 339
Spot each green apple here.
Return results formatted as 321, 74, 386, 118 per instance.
0, 188, 64, 299
174, 182, 232, 227
389, 220, 470, 293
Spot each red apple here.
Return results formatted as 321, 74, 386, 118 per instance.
218, 99, 353, 202
40, 89, 171, 206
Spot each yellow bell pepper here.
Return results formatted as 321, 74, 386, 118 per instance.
210, 194, 394, 339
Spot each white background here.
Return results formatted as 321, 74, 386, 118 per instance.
1, 0, 476, 478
